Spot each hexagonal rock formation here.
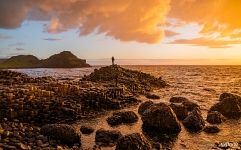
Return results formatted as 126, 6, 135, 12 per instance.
40, 124, 81, 146
81, 65, 167, 94
115, 133, 152, 150
141, 102, 181, 134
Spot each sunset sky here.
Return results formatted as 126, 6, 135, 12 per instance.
0, 0, 241, 65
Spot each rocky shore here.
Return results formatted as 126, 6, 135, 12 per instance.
1, 66, 241, 150
0, 65, 166, 149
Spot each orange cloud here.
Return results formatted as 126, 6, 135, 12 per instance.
0, 0, 171, 43
1, 0, 241, 46
171, 37, 241, 48
165, 30, 179, 37
169, 0, 241, 47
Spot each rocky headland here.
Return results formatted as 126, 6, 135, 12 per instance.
0, 51, 90, 69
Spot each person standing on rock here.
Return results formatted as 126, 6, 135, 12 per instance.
112, 56, 115, 65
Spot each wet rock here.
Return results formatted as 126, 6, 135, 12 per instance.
115, 111, 138, 123
145, 93, 160, 99
95, 129, 122, 147
209, 93, 241, 119
182, 108, 205, 132
203, 126, 220, 133
138, 101, 154, 116
170, 96, 199, 111
207, 111, 226, 124
80, 126, 94, 135
115, 133, 151, 150
169, 103, 188, 121
107, 115, 123, 126
107, 111, 138, 126
170, 97, 188, 103
40, 124, 80, 146
219, 92, 239, 101
142, 103, 181, 134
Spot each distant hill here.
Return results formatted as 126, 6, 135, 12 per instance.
0, 59, 7, 63
0, 51, 90, 69
0, 55, 41, 69
41, 51, 90, 68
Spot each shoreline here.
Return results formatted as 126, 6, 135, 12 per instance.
0, 66, 241, 150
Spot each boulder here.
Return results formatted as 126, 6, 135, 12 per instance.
209, 93, 241, 119
182, 108, 205, 132
145, 93, 160, 99
138, 101, 154, 116
107, 115, 122, 126
80, 126, 94, 135
114, 111, 138, 123
207, 111, 225, 124
203, 125, 220, 133
169, 103, 188, 120
107, 111, 138, 126
169, 97, 199, 111
141, 103, 181, 134
95, 129, 123, 146
170, 97, 189, 103
40, 124, 80, 146
219, 92, 240, 101
115, 133, 152, 150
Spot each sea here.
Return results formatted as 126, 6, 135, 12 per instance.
12, 65, 241, 150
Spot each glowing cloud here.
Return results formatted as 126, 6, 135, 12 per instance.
1, 0, 241, 47
0, 0, 170, 43
171, 37, 241, 48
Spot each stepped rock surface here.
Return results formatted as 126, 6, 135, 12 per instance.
82, 65, 167, 94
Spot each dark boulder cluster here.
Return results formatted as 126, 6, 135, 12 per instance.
107, 111, 138, 126
169, 96, 200, 121
139, 97, 207, 134
81, 65, 167, 94
209, 92, 241, 119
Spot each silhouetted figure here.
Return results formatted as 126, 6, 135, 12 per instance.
112, 56, 115, 65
